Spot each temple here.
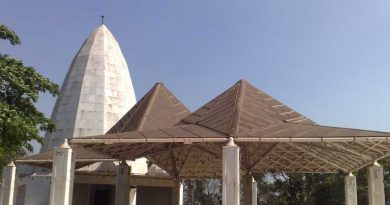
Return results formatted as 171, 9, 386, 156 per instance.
1, 24, 390, 205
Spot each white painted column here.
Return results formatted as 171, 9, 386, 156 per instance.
49, 139, 75, 205
344, 172, 357, 205
222, 137, 240, 205
243, 174, 257, 205
114, 160, 130, 205
0, 162, 16, 205
171, 180, 183, 205
367, 161, 385, 205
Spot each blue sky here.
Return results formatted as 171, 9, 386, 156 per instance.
1, 1, 390, 151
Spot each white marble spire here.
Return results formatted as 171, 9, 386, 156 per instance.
41, 24, 136, 151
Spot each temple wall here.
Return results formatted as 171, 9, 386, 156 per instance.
22, 176, 51, 205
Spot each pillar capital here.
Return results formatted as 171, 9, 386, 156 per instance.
226, 137, 237, 146
119, 160, 130, 167
6, 161, 15, 167
372, 160, 381, 167
59, 138, 71, 148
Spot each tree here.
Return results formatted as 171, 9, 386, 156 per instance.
0, 24, 59, 166
183, 179, 221, 205
253, 156, 390, 205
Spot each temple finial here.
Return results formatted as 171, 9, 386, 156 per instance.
101, 15, 105, 25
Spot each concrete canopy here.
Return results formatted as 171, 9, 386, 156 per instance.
71, 80, 390, 178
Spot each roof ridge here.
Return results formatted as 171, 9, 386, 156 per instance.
136, 83, 161, 130
227, 80, 245, 136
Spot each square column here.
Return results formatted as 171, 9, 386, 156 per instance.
344, 172, 357, 205
49, 140, 75, 205
222, 137, 240, 205
171, 180, 183, 205
367, 161, 385, 205
114, 160, 130, 205
0, 162, 16, 205
243, 174, 257, 205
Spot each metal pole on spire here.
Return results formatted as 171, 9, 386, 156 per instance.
101, 15, 105, 24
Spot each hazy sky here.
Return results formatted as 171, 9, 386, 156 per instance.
1, 1, 390, 152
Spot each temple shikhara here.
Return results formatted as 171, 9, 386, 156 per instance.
1, 24, 390, 205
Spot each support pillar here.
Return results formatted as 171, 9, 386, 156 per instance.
114, 160, 130, 205
49, 139, 75, 205
0, 162, 16, 205
344, 172, 357, 205
129, 188, 136, 205
243, 174, 257, 205
367, 161, 385, 205
222, 137, 240, 205
171, 180, 183, 205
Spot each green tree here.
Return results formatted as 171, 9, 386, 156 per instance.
0, 24, 59, 166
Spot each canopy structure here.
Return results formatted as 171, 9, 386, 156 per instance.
15, 147, 112, 169
71, 80, 390, 178
17, 82, 191, 170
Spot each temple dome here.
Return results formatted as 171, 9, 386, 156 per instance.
41, 24, 136, 151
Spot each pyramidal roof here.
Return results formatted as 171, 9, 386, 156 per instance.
41, 24, 136, 151
181, 79, 315, 136
107, 83, 191, 133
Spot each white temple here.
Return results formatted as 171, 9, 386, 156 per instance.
13, 24, 149, 205
2, 21, 390, 205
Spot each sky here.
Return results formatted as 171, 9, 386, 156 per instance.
1, 0, 390, 152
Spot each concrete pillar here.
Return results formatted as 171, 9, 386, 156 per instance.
49, 139, 75, 205
243, 174, 257, 205
114, 160, 130, 205
171, 180, 183, 205
129, 188, 137, 205
367, 161, 385, 205
222, 137, 240, 205
344, 172, 357, 205
0, 162, 16, 205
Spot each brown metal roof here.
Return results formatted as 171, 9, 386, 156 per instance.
70, 80, 390, 177
107, 83, 190, 133
180, 80, 315, 136
17, 83, 191, 168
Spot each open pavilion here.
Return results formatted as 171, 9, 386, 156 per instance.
2, 80, 390, 205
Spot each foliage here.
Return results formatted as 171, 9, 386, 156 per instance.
183, 157, 390, 205
183, 179, 221, 205
0, 24, 59, 166
0, 24, 21, 45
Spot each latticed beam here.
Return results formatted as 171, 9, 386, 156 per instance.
249, 142, 279, 170
291, 143, 349, 172
277, 145, 333, 172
